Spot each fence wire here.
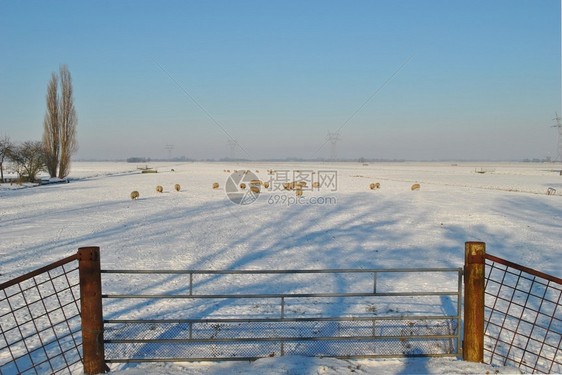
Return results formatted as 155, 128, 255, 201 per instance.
484, 254, 562, 374
0, 255, 82, 375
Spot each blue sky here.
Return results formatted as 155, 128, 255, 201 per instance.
0, 1, 560, 161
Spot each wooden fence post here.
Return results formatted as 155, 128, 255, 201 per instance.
78, 247, 106, 374
463, 241, 485, 362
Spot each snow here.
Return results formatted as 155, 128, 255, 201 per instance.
1, 161, 560, 374
111, 356, 522, 374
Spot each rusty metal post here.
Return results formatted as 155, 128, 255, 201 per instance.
463, 241, 485, 362
78, 247, 106, 374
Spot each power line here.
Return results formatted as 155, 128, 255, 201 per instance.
153, 60, 252, 160
312, 54, 415, 158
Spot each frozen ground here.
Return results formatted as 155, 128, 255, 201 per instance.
1, 161, 561, 374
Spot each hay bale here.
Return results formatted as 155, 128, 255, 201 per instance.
174, 183, 181, 192
130, 191, 140, 200
411, 183, 421, 191
212, 182, 219, 189
156, 185, 164, 193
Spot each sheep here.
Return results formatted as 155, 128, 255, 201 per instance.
174, 183, 181, 192
369, 182, 380, 190
250, 185, 260, 194
295, 188, 303, 197
547, 187, 556, 195
130, 191, 140, 200
240, 183, 246, 190
312, 181, 320, 189
250, 179, 262, 186
156, 185, 164, 193
263, 181, 270, 189
411, 183, 421, 191
283, 181, 308, 190
212, 182, 220, 189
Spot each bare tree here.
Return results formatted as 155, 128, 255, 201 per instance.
42, 65, 78, 180
0, 135, 14, 182
58, 65, 78, 179
10, 141, 46, 183
43, 73, 59, 178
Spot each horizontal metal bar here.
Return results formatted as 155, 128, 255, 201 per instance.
102, 291, 459, 299
105, 334, 459, 344
104, 315, 460, 324
105, 352, 459, 363
101, 268, 462, 275
105, 357, 272, 363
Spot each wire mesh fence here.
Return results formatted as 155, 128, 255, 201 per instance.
484, 253, 562, 374
0, 255, 82, 375
101, 268, 463, 363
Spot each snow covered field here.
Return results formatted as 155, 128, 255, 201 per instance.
1, 161, 561, 374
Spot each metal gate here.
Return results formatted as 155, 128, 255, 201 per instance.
0, 254, 82, 375
101, 268, 463, 363
484, 253, 562, 374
